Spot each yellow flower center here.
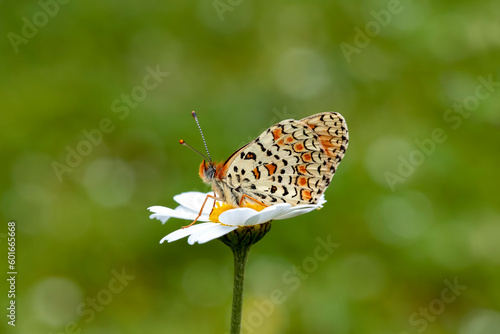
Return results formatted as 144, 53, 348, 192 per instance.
209, 202, 266, 225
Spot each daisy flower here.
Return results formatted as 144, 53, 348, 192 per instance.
148, 191, 326, 245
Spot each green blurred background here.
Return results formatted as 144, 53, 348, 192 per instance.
1, 0, 500, 333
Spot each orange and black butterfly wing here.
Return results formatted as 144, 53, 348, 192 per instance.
218, 112, 349, 206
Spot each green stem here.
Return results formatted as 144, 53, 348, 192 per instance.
230, 242, 251, 334
220, 223, 271, 334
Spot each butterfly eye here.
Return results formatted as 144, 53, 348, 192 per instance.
205, 164, 216, 180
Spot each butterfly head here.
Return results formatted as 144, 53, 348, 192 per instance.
199, 160, 217, 183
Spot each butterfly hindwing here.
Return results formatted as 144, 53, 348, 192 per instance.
220, 112, 349, 206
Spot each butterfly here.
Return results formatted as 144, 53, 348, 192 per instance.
181, 111, 349, 225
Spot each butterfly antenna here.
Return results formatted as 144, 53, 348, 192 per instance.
179, 139, 210, 161
191, 111, 212, 162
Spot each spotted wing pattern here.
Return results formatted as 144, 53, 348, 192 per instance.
219, 112, 348, 206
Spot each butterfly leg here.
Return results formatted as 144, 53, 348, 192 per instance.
182, 194, 219, 229
239, 194, 268, 208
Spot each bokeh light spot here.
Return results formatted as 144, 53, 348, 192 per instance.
366, 191, 432, 246
460, 309, 500, 334
82, 158, 136, 207
31, 277, 83, 326
470, 213, 500, 264
273, 48, 330, 100
364, 137, 413, 188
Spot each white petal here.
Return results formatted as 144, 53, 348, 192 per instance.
317, 194, 327, 207
173, 205, 210, 222
148, 205, 209, 224
274, 206, 318, 220
148, 206, 179, 224
192, 225, 238, 244
244, 203, 292, 225
173, 191, 215, 214
186, 223, 237, 245
218, 208, 261, 226
160, 223, 213, 243
217, 202, 319, 226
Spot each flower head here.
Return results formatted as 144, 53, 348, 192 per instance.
148, 191, 326, 244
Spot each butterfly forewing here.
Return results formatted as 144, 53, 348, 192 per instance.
220, 112, 349, 206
